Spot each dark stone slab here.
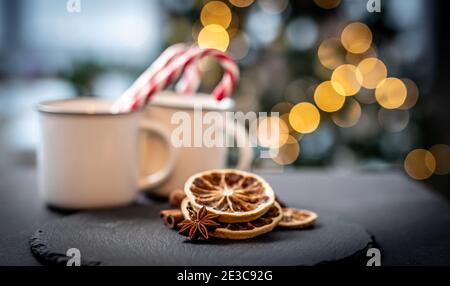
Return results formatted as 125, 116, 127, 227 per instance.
30, 205, 375, 266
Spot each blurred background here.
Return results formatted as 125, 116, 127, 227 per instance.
0, 0, 449, 197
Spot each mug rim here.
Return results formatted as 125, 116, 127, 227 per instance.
149, 91, 235, 111
37, 97, 137, 116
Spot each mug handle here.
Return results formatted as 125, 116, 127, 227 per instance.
138, 119, 176, 190
224, 118, 254, 170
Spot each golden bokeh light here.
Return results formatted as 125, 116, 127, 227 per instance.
314, 81, 346, 112
357, 57, 387, 89
280, 113, 304, 141
317, 38, 347, 70
201, 1, 232, 29
377, 108, 409, 132
229, 0, 255, 8
198, 24, 230, 52
257, 116, 290, 148
270, 135, 300, 165
399, 78, 420, 110
429, 144, 450, 175
331, 98, 361, 128
345, 46, 377, 65
375, 77, 407, 109
404, 149, 436, 180
289, 102, 321, 134
271, 102, 293, 115
314, 0, 341, 9
331, 64, 363, 96
341, 22, 372, 54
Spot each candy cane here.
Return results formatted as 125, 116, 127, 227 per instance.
110, 43, 189, 113
116, 47, 239, 112
175, 62, 202, 94
138, 47, 238, 108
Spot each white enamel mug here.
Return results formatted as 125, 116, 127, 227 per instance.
37, 98, 175, 209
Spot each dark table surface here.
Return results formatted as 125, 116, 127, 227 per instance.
1, 166, 450, 266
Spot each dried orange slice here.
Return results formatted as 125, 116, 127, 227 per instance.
181, 198, 282, 240
184, 169, 276, 223
278, 208, 318, 229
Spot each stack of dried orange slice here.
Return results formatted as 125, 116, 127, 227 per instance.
179, 169, 317, 240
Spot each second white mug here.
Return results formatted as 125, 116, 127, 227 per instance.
142, 91, 253, 197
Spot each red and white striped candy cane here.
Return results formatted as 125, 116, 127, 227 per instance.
119, 47, 239, 111
175, 62, 202, 94
111, 43, 189, 113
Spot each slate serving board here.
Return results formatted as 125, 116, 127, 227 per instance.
30, 204, 375, 266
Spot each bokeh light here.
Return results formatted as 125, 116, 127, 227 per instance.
258, 0, 289, 14
399, 78, 420, 110
331, 64, 363, 96
404, 149, 436, 180
357, 57, 387, 89
341, 22, 372, 54
280, 113, 304, 141
286, 17, 318, 51
429, 144, 450, 175
198, 24, 230, 51
314, 81, 346, 112
201, 1, 232, 29
377, 108, 410, 132
246, 6, 282, 46
270, 135, 300, 165
289, 102, 321, 134
314, 0, 341, 9
228, 31, 250, 60
317, 38, 347, 70
229, 0, 255, 8
375, 77, 407, 109
331, 98, 361, 128
257, 116, 290, 148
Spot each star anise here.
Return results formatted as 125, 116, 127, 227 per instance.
178, 206, 220, 240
